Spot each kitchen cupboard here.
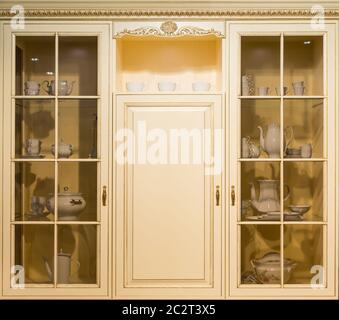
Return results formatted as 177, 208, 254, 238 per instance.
228, 22, 337, 298
1, 23, 111, 297
0, 8, 338, 300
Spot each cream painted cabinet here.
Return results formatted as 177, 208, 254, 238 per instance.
115, 94, 224, 299
1, 23, 111, 297
228, 22, 337, 298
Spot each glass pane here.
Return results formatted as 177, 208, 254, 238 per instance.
284, 99, 323, 159
59, 36, 97, 96
57, 225, 97, 284
58, 99, 98, 159
14, 225, 54, 285
241, 36, 280, 96
241, 162, 281, 221
284, 162, 323, 221
284, 36, 323, 96
15, 36, 55, 96
57, 162, 97, 221
15, 162, 55, 221
241, 99, 280, 159
284, 225, 324, 285
241, 225, 280, 284
15, 99, 55, 159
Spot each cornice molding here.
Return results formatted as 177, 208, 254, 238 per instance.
1, 8, 339, 18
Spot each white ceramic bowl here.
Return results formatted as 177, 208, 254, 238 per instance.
288, 205, 311, 214
158, 82, 176, 92
126, 82, 145, 92
192, 82, 211, 92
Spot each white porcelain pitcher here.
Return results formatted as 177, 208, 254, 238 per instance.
44, 250, 80, 283
258, 123, 280, 158
250, 179, 290, 213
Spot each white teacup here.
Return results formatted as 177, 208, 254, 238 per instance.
275, 87, 288, 96
59, 80, 75, 96
51, 140, 73, 158
24, 81, 40, 96
258, 86, 270, 96
158, 82, 176, 92
25, 138, 41, 156
192, 82, 211, 92
301, 143, 312, 158
293, 86, 306, 96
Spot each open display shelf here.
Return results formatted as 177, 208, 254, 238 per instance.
116, 35, 223, 93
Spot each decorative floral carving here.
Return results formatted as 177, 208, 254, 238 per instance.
160, 21, 178, 35
114, 23, 224, 38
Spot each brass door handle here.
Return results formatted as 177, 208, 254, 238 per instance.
102, 186, 107, 206
216, 186, 220, 206
231, 186, 235, 206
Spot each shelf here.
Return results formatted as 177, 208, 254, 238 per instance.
239, 158, 281, 162
239, 220, 326, 225
239, 95, 326, 100
283, 96, 326, 99
58, 96, 100, 99
56, 221, 100, 225
11, 221, 101, 225
14, 96, 100, 99
116, 36, 222, 92
238, 221, 282, 225
115, 91, 223, 95
239, 158, 326, 162
14, 96, 56, 99
12, 158, 100, 162
239, 95, 281, 99
283, 158, 326, 162
11, 221, 54, 225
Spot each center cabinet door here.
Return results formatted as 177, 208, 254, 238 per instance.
115, 94, 224, 299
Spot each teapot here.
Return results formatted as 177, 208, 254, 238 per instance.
250, 179, 290, 213
51, 139, 73, 158
43, 250, 80, 283
42, 80, 75, 96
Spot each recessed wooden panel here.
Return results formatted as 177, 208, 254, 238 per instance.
116, 95, 223, 298
127, 106, 210, 282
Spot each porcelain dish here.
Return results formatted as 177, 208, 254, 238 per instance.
251, 252, 297, 284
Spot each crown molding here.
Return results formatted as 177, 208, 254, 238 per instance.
1, 8, 339, 18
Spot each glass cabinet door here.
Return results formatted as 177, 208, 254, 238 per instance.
3, 24, 109, 296
229, 23, 336, 298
